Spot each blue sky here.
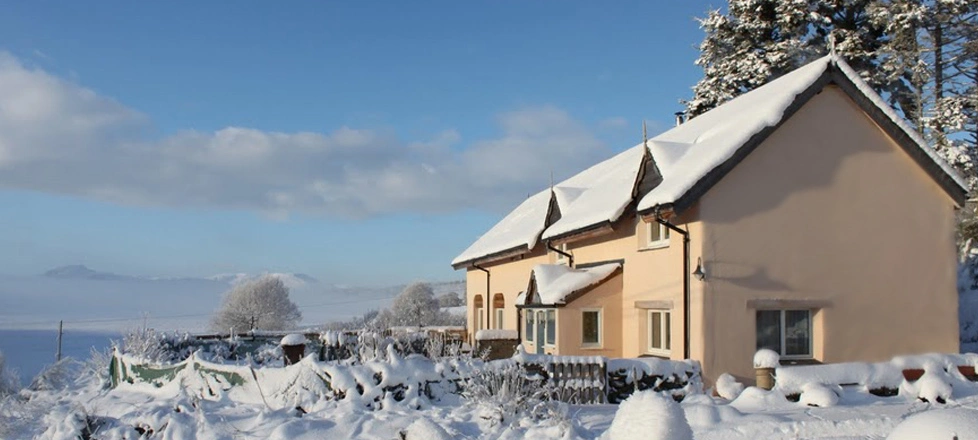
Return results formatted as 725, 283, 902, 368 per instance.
0, 1, 719, 285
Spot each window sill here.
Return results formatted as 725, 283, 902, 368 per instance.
647, 349, 671, 357
580, 344, 603, 350
639, 241, 670, 251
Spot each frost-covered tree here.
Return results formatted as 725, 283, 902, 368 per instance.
211, 275, 301, 332
437, 291, 463, 307
687, 0, 888, 117
389, 282, 441, 327
0, 350, 20, 396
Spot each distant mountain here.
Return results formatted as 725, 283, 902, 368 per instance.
42, 265, 138, 281
42, 265, 319, 288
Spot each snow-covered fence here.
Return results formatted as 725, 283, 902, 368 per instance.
511, 349, 702, 404
475, 329, 520, 361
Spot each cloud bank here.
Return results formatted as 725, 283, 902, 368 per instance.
0, 52, 614, 217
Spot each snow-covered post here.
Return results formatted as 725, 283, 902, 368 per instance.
281, 334, 307, 366
753, 349, 780, 390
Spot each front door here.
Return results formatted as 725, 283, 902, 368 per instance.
535, 310, 546, 354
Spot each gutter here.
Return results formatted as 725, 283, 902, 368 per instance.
654, 211, 692, 360
546, 241, 574, 267
472, 263, 491, 336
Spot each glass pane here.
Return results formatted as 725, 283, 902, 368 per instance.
756, 310, 781, 353
664, 312, 671, 350
582, 311, 599, 344
525, 310, 534, 341
546, 310, 556, 344
784, 310, 812, 356
663, 226, 670, 240
651, 312, 662, 349
496, 309, 504, 329
650, 224, 660, 241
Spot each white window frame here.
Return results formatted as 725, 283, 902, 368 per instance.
581, 308, 602, 348
644, 221, 671, 249
554, 242, 570, 265
647, 310, 671, 356
756, 309, 813, 360
495, 308, 504, 329
545, 309, 556, 347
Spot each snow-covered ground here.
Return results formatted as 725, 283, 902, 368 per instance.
5, 359, 978, 439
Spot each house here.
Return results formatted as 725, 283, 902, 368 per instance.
450, 55, 968, 385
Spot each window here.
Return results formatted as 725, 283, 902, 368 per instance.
646, 222, 671, 248
546, 310, 556, 346
648, 310, 671, 355
474, 295, 484, 331
554, 242, 570, 264
582, 309, 602, 347
493, 293, 505, 329
525, 311, 534, 342
756, 310, 812, 358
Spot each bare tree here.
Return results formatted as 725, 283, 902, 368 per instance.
211, 275, 301, 332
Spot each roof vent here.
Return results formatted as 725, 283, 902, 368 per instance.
674, 111, 686, 126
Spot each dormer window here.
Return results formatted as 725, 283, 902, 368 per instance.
645, 221, 671, 249
553, 242, 570, 265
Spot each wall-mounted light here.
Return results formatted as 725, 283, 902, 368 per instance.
693, 257, 705, 281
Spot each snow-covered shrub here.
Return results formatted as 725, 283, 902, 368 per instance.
605, 358, 702, 403
798, 383, 840, 407
461, 361, 558, 426
122, 327, 169, 363
37, 406, 105, 440
714, 373, 744, 400
81, 347, 113, 389
401, 417, 455, 440
887, 408, 978, 440
0, 350, 20, 397
605, 390, 693, 440
29, 358, 82, 392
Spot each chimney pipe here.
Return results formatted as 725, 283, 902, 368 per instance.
674, 111, 685, 127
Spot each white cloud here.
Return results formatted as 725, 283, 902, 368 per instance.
0, 52, 612, 217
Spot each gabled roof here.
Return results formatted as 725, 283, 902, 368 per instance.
542, 144, 648, 240
524, 262, 621, 306
637, 55, 967, 214
451, 188, 553, 268
452, 55, 967, 270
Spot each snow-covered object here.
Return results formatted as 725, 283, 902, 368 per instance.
775, 361, 903, 395
606, 391, 693, 440
714, 373, 744, 400
541, 144, 647, 240
798, 383, 839, 407
531, 263, 620, 305
403, 418, 454, 440
728, 386, 794, 412
607, 357, 701, 381
886, 408, 978, 440
280, 334, 307, 346
637, 54, 966, 212
681, 394, 745, 428
474, 329, 518, 341
753, 349, 780, 369
452, 189, 552, 267
902, 362, 954, 403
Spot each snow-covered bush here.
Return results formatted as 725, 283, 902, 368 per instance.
461, 361, 558, 426
886, 408, 978, 440
121, 327, 170, 363
0, 350, 20, 397
605, 390, 693, 440
81, 347, 113, 389
798, 383, 840, 407
901, 362, 954, 403
29, 358, 82, 392
714, 373, 744, 400
211, 275, 301, 332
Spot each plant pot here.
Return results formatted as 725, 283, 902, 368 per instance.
902, 369, 924, 382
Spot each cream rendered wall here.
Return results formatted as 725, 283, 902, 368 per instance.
696, 86, 960, 383
557, 273, 624, 357
557, 214, 699, 361
464, 247, 549, 343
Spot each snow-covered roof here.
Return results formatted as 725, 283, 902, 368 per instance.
637, 54, 967, 212
451, 189, 553, 267
530, 263, 621, 306
541, 144, 647, 240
